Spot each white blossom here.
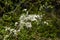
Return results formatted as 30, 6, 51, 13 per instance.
23, 9, 27, 11
20, 14, 41, 21
7, 27, 10, 30
44, 21, 49, 25
13, 30, 17, 33
10, 29, 14, 32
19, 14, 44, 29
14, 32, 17, 35
17, 30, 20, 32
27, 15, 37, 21
25, 22, 32, 28
15, 22, 18, 26
13, 30, 17, 35
20, 14, 26, 20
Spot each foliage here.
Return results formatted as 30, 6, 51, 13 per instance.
0, 0, 60, 40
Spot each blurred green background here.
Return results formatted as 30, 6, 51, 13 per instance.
0, 0, 60, 40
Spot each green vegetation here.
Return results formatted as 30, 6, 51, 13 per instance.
0, 0, 60, 40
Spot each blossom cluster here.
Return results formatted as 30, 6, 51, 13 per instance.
4, 9, 45, 40
4, 27, 20, 40
5, 27, 20, 35
19, 13, 45, 29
